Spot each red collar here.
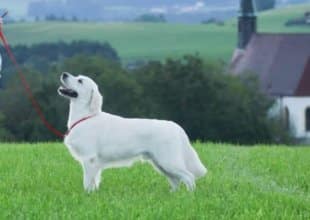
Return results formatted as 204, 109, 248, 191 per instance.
65, 115, 96, 136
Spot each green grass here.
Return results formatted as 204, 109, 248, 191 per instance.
4, 22, 236, 62
3, 4, 310, 62
257, 4, 310, 32
0, 142, 309, 219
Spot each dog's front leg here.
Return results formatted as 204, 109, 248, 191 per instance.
82, 159, 101, 193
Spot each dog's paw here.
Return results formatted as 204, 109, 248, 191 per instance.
84, 179, 98, 193
84, 183, 97, 193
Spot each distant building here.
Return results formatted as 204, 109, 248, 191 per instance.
231, 0, 310, 140
305, 11, 310, 24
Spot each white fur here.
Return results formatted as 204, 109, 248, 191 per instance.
58, 72, 207, 192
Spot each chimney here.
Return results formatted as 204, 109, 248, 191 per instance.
238, 0, 257, 49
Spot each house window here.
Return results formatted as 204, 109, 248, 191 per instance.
306, 108, 310, 131
284, 107, 289, 130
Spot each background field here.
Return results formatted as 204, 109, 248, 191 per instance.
4, 4, 310, 62
0, 143, 309, 219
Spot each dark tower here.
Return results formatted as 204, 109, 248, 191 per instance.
238, 0, 257, 49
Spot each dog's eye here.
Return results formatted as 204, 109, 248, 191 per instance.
78, 79, 83, 84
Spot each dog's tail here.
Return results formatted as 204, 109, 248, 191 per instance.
180, 129, 207, 179
186, 145, 207, 179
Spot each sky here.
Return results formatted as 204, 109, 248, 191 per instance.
1, 0, 238, 18
2, 0, 65, 17
1, 0, 31, 17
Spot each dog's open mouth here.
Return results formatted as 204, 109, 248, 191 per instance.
58, 82, 78, 98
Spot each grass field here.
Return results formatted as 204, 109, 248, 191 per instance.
0, 142, 309, 219
4, 4, 310, 62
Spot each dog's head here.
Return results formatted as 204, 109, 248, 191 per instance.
58, 72, 102, 113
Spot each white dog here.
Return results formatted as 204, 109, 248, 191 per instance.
58, 72, 207, 192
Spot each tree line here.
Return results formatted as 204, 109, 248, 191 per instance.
0, 42, 289, 144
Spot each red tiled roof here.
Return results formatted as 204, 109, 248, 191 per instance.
231, 33, 310, 96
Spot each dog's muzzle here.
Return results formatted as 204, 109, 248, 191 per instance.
58, 87, 78, 98
58, 73, 78, 98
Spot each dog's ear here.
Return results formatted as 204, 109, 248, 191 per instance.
89, 86, 103, 113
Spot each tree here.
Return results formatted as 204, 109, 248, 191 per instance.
0, 41, 120, 73
0, 112, 12, 141
133, 55, 285, 144
45, 14, 57, 21
135, 14, 166, 23
72, 15, 78, 22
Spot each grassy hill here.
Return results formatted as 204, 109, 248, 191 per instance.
3, 4, 310, 62
0, 142, 309, 219
257, 4, 310, 32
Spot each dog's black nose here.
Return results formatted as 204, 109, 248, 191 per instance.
62, 72, 68, 80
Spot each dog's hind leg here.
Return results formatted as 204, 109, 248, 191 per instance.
155, 162, 195, 191
165, 168, 196, 191
167, 176, 180, 192
178, 170, 196, 191
153, 162, 180, 192
146, 152, 196, 191
144, 152, 180, 191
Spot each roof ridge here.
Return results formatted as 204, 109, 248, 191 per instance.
254, 33, 310, 36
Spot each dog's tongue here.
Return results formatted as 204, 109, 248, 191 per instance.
58, 86, 78, 98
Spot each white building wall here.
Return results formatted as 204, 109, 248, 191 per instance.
275, 97, 310, 138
